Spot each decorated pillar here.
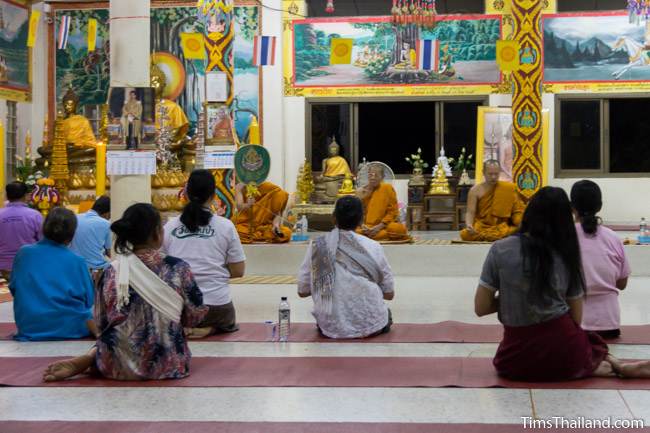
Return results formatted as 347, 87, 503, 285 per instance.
510, 0, 543, 199
198, 0, 236, 218
109, 0, 152, 219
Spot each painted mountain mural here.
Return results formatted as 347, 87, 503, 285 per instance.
544, 13, 650, 82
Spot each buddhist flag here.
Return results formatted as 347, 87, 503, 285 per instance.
496, 40, 520, 72
330, 38, 353, 65
87, 18, 97, 52
253, 36, 277, 66
27, 10, 41, 48
180, 33, 206, 59
58, 16, 71, 50
416, 39, 440, 71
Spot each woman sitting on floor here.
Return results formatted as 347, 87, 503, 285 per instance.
571, 180, 630, 339
11, 207, 95, 341
43, 203, 207, 381
474, 186, 650, 381
297, 195, 394, 339
163, 169, 246, 338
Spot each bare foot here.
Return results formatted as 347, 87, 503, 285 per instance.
43, 360, 83, 382
593, 360, 616, 377
186, 327, 214, 339
616, 361, 650, 379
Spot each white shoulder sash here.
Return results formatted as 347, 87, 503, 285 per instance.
111, 253, 184, 323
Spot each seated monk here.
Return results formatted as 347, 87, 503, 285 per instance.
461, 160, 525, 242
234, 181, 292, 244
356, 164, 409, 241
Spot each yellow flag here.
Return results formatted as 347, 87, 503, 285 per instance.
180, 33, 206, 60
496, 40, 519, 72
27, 10, 41, 48
330, 38, 353, 65
87, 18, 97, 52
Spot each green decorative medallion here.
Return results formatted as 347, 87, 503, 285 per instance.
235, 145, 270, 184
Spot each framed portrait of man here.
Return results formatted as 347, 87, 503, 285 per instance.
205, 102, 235, 146
107, 87, 156, 149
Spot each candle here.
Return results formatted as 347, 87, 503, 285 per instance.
0, 121, 4, 206
96, 141, 106, 197
248, 115, 261, 145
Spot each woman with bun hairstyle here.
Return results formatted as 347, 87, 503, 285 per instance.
11, 207, 94, 341
43, 203, 207, 381
571, 180, 631, 339
163, 169, 245, 338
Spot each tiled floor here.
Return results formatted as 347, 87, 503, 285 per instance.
1, 245, 649, 431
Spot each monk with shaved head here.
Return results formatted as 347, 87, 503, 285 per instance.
460, 160, 525, 242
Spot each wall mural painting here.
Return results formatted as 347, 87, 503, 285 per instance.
289, 15, 501, 96
543, 12, 650, 83
0, 0, 31, 101
54, 4, 260, 142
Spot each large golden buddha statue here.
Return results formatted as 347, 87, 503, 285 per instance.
313, 137, 352, 203
37, 88, 97, 171
151, 63, 194, 166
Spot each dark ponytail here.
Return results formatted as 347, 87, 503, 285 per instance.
111, 203, 161, 254
570, 180, 602, 236
180, 169, 216, 232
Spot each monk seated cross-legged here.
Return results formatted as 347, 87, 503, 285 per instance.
461, 160, 525, 242
234, 181, 292, 244
356, 164, 409, 242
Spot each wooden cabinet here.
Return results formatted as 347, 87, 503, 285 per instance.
423, 193, 457, 230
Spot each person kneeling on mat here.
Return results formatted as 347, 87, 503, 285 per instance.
297, 196, 394, 339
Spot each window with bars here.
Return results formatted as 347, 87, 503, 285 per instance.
6, 101, 17, 179
83, 104, 101, 136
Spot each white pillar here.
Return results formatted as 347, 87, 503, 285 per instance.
109, 0, 151, 220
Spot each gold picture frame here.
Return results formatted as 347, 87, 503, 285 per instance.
475, 106, 549, 185
204, 102, 235, 146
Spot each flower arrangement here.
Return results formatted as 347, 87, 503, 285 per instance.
31, 176, 61, 216
627, 0, 650, 24
452, 147, 474, 173
15, 133, 37, 182
405, 148, 429, 171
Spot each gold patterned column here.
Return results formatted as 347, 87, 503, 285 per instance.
50, 113, 69, 199
511, 0, 543, 199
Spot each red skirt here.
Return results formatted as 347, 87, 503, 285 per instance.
493, 313, 609, 382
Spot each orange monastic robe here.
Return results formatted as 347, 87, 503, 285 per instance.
460, 181, 525, 242
358, 183, 409, 241
234, 182, 292, 244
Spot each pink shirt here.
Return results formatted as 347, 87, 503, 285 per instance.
576, 224, 631, 331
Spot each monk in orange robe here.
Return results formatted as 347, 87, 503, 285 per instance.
234, 181, 292, 244
461, 160, 525, 242
356, 165, 409, 241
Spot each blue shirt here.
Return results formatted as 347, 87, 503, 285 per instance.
10, 239, 94, 341
69, 210, 111, 270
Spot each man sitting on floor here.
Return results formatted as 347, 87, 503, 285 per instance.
298, 196, 394, 339
356, 164, 409, 241
461, 160, 525, 242
234, 181, 292, 244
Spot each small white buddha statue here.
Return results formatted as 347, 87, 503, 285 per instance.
432, 147, 453, 177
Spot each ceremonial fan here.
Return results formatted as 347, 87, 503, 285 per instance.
356, 161, 395, 189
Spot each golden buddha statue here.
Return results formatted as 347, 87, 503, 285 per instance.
428, 165, 451, 195
151, 63, 193, 165
314, 137, 352, 203
62, 88, 97, 169
338, 174, 356, 196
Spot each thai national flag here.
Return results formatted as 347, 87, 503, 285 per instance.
58, 16, 71, 50
416, 39, 440, 71
253, 36, 277, 66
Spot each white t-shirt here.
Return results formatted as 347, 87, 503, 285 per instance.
163, 215, 246, 306
297, 230, 394, 339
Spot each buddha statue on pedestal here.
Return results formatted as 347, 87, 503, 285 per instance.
313, 137, 352, 203
151, 64, 194, 167
37, 88, 97, 175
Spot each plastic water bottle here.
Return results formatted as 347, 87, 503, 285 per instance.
292, 217, 303, 242
641, 217, 648, 239
300, 215, 308, 239
278, 297, 291, 342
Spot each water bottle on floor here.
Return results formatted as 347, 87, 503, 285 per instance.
300, 215, 308, 240
640, 217, 648, 243
278, 297, 291, 342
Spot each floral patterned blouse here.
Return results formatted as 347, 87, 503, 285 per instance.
94, 249, 207, 380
